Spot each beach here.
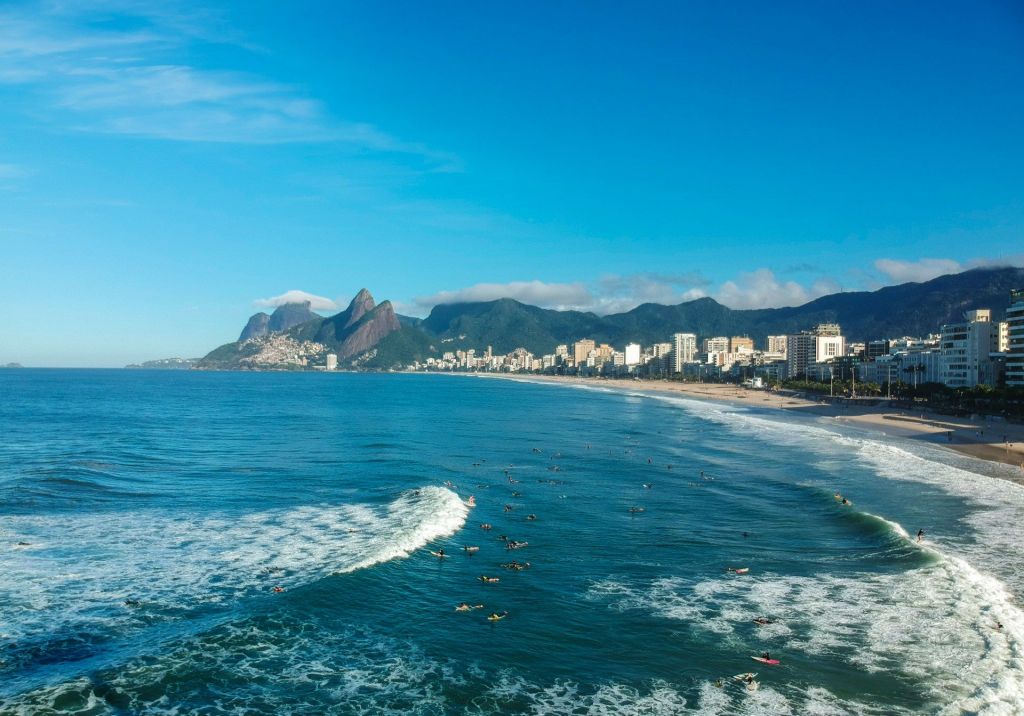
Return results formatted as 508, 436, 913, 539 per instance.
480, 374, 1024, 476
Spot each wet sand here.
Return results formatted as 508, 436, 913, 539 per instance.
478, 374, 1024, 475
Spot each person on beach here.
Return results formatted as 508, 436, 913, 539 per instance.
916, 529, 924, 543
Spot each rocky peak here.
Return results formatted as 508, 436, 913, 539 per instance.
343, 289, 376, 329
268, 301, 318, 333
335, 301, 401, 359
238, 312, 271, 342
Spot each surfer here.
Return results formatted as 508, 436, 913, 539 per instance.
479, 576, 500, 583
436, 548, 446, 558
480, 523, 492, 530
753, 617, 773, 625
123, 599, 140, 607
466, 496, 476, 506
527, 514, 536, 521
487, 611, 508, 621
272, 586, 285, 593
916, 529, 925, 543
761, 652, 771, 661
455, 602, 471, 612
504, 504, 513, 512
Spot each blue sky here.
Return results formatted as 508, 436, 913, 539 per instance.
1, 1, 1023, 366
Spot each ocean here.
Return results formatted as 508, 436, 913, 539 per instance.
1, 370, 1022, 715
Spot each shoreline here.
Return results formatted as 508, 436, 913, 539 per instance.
475, 373, 1024, 480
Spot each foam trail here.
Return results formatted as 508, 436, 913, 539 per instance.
0, 487, 468, 651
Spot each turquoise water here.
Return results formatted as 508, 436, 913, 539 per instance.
1, 370, 1023, 714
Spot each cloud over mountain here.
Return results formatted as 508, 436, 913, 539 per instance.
253, 290, 338, 312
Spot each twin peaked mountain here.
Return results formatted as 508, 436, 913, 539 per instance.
200, 267, 1024, 370
199, 289, 401, 368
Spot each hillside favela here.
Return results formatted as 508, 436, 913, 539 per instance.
4, 3, 1024, 715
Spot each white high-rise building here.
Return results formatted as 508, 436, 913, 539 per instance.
1006, 290, 1024, 387
766, 335, 788, 355
785, 324, 845, 379
326, 353, 338, 371
652, 342, 672, 358
624, 343, 641, 366
670, 333, 697, 373
703, 336, 729, 354
940, 309, 998, 388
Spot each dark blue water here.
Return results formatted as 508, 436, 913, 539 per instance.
1, 370, 1022, 714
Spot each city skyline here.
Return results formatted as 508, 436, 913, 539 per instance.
2, 1, 1023, 366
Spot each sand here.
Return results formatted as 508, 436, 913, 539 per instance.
478, 374, 1024, 475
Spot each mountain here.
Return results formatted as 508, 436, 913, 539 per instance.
238, 302, 318, 341
238, 313, 270, 341
199, 289, 402, 369
414, 267, 1024, 356
198, 268, 1024, 370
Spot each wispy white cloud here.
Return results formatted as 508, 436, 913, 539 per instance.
0, 2, 455, 161
253, 290, 338, 312
414, 281, 593, 313
874, 255, 1024, 284
592, 273, 709, 313
714, 269, 840, 309
873, 257, 963, 284
0, 163, 29, 180
412, 273, 709, 315
410, 269, 843, 316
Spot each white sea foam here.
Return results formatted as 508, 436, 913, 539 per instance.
588, 547, 1024, 713
497, 380, 1024, 713
0, 486, 468, 647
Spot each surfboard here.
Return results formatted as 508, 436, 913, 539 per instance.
429, 551, 447, 558
751, 657, 780, 665
733, 567, 750, 574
